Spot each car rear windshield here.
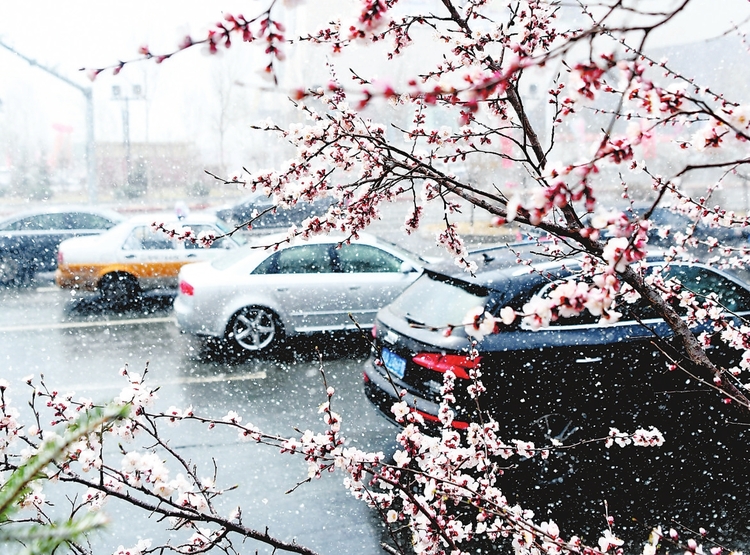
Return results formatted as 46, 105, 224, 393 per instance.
387, 271, 490, 329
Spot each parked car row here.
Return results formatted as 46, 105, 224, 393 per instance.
5, 203, 750, 457
0, 203, 437, 352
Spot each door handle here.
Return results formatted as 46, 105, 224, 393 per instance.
349, 285, 361, 290
575, 357, 602, 364
187, 253, 197, 258
124, 254, 135, 259
277, 287, 288, 292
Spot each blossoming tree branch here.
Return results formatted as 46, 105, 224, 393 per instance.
3, 0, 750, 554
106, 0, 750, 410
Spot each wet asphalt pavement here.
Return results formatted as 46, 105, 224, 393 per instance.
0, 278, 402, 554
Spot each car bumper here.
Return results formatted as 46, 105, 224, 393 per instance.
173, 295, 223, 339
55, 267, 99, 291
363, 359, 445, 428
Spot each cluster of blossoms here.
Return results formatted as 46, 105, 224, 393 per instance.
520, 270, 622, 330
151, 221, 217, 248
605, 427, 665, 448
0, 379, 22, 454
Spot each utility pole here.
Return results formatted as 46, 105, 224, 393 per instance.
0, 39, 98, 204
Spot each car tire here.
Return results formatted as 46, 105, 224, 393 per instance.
227, 306, 282, 353
0, 254, 22, 286
99, 273, 140, 309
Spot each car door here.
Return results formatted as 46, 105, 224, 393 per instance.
266, 243, 349, 331
0, 213, 70, 272
182, 224, 237, 264
120, 225, 184, 289
513, 263, 750, 434
505, 276, 671, 435
329, 243, 421, 327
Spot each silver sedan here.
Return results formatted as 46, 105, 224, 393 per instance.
173, 233, 430, 353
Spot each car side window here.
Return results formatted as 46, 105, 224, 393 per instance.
123, 226, 176, 250
66, 212, 114, 230
7, 214, 66, 230
665, 265, 750, 313
533, 276, 643, 327
251, 253, 277, 275
537, 265, 750, 328
276, 245, 333, 274
335, 244, 403, 273
5, 217, 31, 231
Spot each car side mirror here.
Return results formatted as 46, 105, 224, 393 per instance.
400, 261, 417, 273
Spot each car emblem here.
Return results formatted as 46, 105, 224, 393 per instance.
384, 330, 399, 345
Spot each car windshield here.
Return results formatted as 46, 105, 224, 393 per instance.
214, 219, 246, 246
373, 237, 429, 264
387, 271, 490, 328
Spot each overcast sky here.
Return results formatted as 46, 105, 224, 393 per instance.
1, 0, 749, 168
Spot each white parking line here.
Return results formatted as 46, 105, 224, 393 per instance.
0, 317, 176, 333
35, 286, 61, 293
66, 371, 267, 392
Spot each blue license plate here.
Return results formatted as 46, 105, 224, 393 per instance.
381, 348, 406, 379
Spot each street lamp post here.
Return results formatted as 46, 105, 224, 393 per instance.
0, 39, 98, 204
112, 84, 143, 196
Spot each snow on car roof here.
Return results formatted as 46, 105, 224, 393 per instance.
0, 204, 124, 224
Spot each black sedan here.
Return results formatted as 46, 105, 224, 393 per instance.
0, 205, 123, 285
364, 244, 750, 538
215, 193, 332, 231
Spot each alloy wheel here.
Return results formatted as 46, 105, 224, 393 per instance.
230, 307, 278, 352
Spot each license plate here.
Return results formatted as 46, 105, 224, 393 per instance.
381, 348, 406, 380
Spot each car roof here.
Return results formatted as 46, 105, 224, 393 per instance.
423, 241, 687, 295
245, 230, 390, 248
118, 211, 223, 226
212, 230, 425, 271
426, 241, 556, 284
0, 204, 124, 224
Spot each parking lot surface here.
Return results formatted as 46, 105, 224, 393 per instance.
0, 281, 400, 553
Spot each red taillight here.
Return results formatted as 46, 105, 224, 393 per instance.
179, 280, 194, 296
371, 323, 377, 338
411, 353, 481, 380
57, 251, 64, 265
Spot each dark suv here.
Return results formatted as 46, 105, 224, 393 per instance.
364, 244, 750, 537
365, 244, 750, 438
215, 193, 332, 231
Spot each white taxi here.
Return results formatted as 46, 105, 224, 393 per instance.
56, 212, 243, 307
